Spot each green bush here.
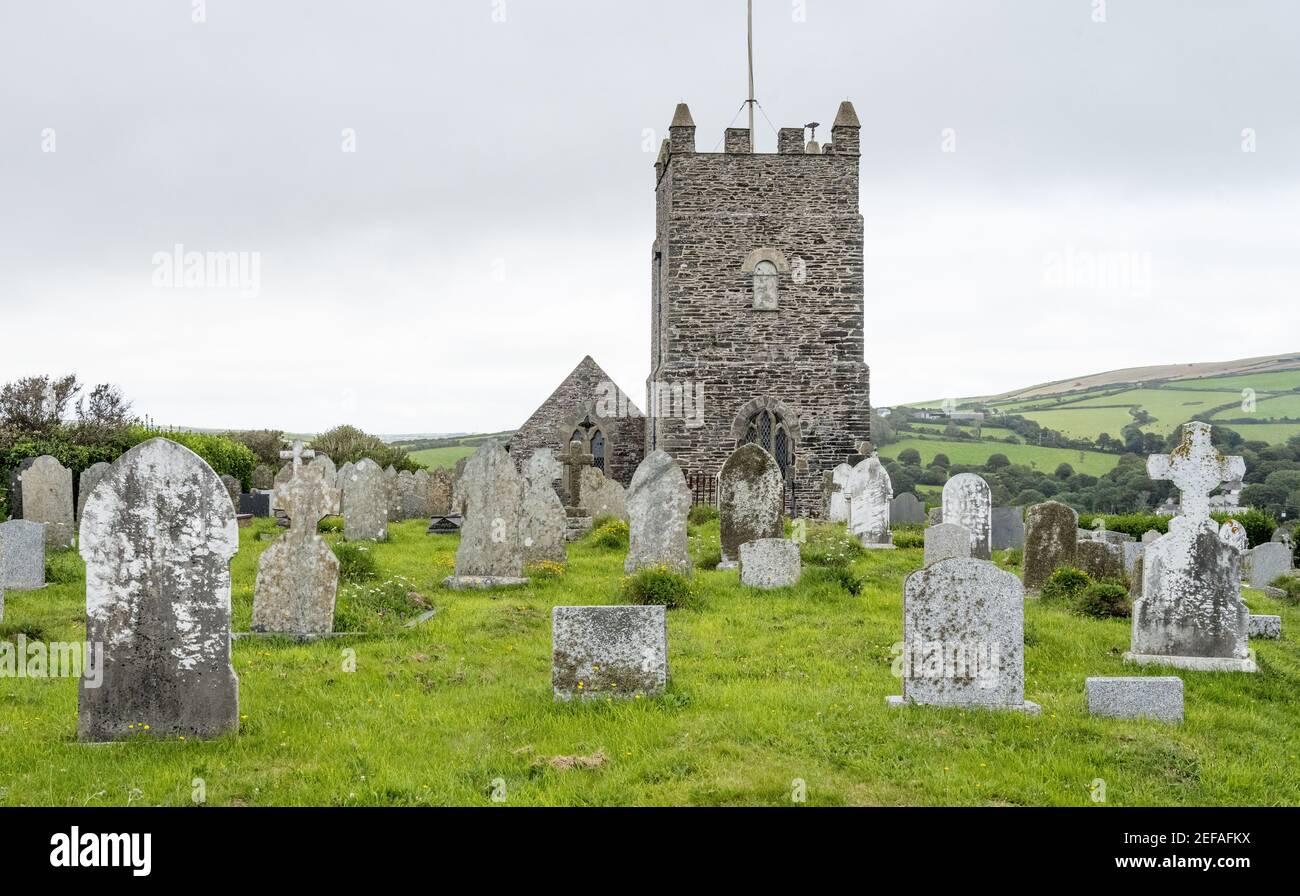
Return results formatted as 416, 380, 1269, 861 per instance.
591, 518, 629, 549
1209, 508, 1277, 548
1271, 575, 1300, 603
125, 426, 258, 487
1078, 513, 1168, 539
333, 541, 378, 582
688, 504, 719, 525
1041, 566, 1092, 603
814, 564, 863, 596
621, 566, 695, 609
799, 522, 865, 567
1077, 581, 1131, 619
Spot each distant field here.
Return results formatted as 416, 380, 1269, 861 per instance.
1004, 407, 1136, 440
409, 446, 476, 469
1206, 423, 1300, 445
879, 437, 1121, 476
1182, 370, 1300, 392
1212, 393, 1300, 421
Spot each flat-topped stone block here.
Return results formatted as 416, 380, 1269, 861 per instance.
1248, 614, 1281, 639
552, 605, 667, 700
442, 575, 529, 591
738, 538, 801, 589
1086, 676, 1183, 723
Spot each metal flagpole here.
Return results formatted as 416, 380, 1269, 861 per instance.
747, 0, 755, 137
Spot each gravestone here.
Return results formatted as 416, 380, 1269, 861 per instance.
78, 438, 239, 741
0, 519, 45, 590
1122, 542, 1145, 576
335, 461, 355, 514
990, 507, 1025, 551
19, 455, 74, 549
239, 492, 271, 518
1127, 422, 1253, 672
413, 470, 432, 517
846, 455, 893, 548
252, 441, 341, 636
398, 470, 423, 520
942, 473, 991, 560
552, 605, 667, 701
1142, 529, 1163, 544
1075, 540, 1123, 581
624, 450, 692, 575
444, 441, 528, 588
826, 462, 853, 523
251, 464, 274, 490
923, 522, 972, 568
559, 439, 594, 509
739, 538, 801, 589
342, 458, 388, 542
384, 466, 400, 522
1249, 614, 1281, 639
890, 492, 925, 526
519, 449, 567, 566
1271, 526, 1294, 546
926, 507, 943, 527
719, 443, 785, 564
888, 558, 1038, 713
1086, 677, 1183, 723
219, 474, 241, 512
1023, 501, 1078, 590
77, 462, 112, 522
274, 462, 294, 487
580, 467, 628, 522
1247, 542, 1292, 589
428, 467, 453, 516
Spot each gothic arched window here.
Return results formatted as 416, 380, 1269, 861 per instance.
590, 428, 606, 473
744, 409, 793, 479
752, 259, 778, 310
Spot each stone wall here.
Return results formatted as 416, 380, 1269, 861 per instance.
646, 101, 869, 515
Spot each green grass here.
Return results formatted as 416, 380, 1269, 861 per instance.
5, 517, 1296, 805
408, 445, 476, 469
1208, 423, 1300, 445
882, 437, 1121, 476
1211, 393, 1300, 422
1182, 369, 1300, 392
1005, 407, 1138, 440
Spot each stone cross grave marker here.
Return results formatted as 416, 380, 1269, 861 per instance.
560, 439, 594, 509
1147, 421, 1243, 522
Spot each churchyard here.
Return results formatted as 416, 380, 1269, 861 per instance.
2, 497, 1296, 806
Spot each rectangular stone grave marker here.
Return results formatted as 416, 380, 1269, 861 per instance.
1086, 677, 1183, 723
0, 519, 46, 590
552, 605, 667, 700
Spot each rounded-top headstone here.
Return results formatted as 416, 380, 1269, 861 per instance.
625, 450, 692, 575
719, 443, 784, 562
942, 473, 992, 560
1023, 500, 1079, 590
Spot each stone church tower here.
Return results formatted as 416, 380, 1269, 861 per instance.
647, 100, 870, 514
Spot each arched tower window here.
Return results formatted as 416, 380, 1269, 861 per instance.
752, 259, 778, 310
565, 421, 611, 476
590, 428, 606, 473
742, 409, 793, 479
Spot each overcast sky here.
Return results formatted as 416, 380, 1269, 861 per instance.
2, 1, 1297, 435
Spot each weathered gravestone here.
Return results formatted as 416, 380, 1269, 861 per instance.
825, 462, 853, 523
1086, 677, 1183, 723
19, 455, 74, 549
1142, 529, 1162, 544
0, 520, 44, 590
413, 470, 431, 517
1127, 422, 1253, 672
1122, 542, 1145, 576
77, 462, 112, 523
444, 442, 528, 588
335, 461, 355, 514
890, 492, 925, 526
942, 473, 991, 560
887, 558, 1039, 713
78, 438, 239, 741
923, 522, 972, 568
846, 455, 894, 548
251, 464, 274, 490
239, 492, 272, 517
398, 470, 423, 520
991, 506, 1025, 551
719, 443, 785, 565
385, 466, 400, 522
559, 439, 594, 509
252, 441, 341, 636
342, 458, 388, 542
580, 467, 628, 522
624, 450, 692, 575
552, 605, 668, 700
926, 507, 943, 527
1249, 614, 1281, 639
1075, 540, 1124, 581
519, 449, 567, 566
739, 538, 801, 589
428, 467, 453, 516
1023, 501, 1078, 591
219, 474, 241, 512
1246, 542, 1292, 589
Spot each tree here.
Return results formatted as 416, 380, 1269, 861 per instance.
987, 453, 1010, 469
1054, 462, 1074, 480
224, 429, 287, 466
73, 383, 135, 443
311, 424, 418, 471
0, 374, 80, 435
897, 448, 921, 466
931, 453, 950, 469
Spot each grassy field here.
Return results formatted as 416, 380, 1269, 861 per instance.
4, 517, 1296, 806
881, 437, 1121, 476
408, 445, 476, 469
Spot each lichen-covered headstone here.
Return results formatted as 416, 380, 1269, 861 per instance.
0, 520, 45, 591
251, 464, 274, 490
335, 461, 355, 514
77, 462, 112, 523
445, 441, 528, 587
579, 467, 628, 522
624, 450, 692, 575
78, 438, 240, 741
19, 455, 74, 549
1142, 529, 1162, 544
926, 506, 943, 527
1127, 422, 1253, 672
739, 538, 801, 589
991, 506, 1025, 551
890, 492, 925, 526
342, 458, 387, 542
385, 465, 400, 522
1023, 501, 1078, 590
413, 469, 432, 517
1075, 540, 1123, 581
888, 558, 1038, 712
826, 462, 853, 523
846, 455, 893, 548
719, 443, 784, 563
923, 522, 971, 568
520, 449, 567, 566
552, 605, 667, 700
252, 443, 342, 636
398, 470, 423, 520
941, 473, 991, 560
1246, 542, 1292, 589
219, 474, 241, 512
428, 468, 453, 516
